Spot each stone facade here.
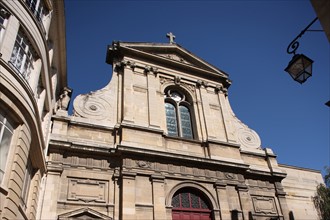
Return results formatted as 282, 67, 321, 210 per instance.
41, 41, 322, 220
0, 0, 67, 219
0, 2, 324, 220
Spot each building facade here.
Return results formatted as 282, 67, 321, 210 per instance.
0, 0, 67, 219
0, 1, 324, 220
42, 41, 322, 220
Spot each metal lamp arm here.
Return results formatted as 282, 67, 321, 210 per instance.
286, 17, 319, 55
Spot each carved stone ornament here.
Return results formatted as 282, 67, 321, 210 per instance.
196, 80, 208, 88
73, 86, 113, 121
144, 65, 158, 74
136, 160, 151, 168
237, 127, 261, 149
225, 173, 235, 179
159, 53, 190, 64
174, 76, 181, 85
57, 87, 72, 111
160, 76, 172, 85
123, 60, 136, 70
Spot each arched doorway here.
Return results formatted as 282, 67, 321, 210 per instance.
171, 187, 213, 220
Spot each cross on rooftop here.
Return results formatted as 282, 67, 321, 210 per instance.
166, 32, 176, 44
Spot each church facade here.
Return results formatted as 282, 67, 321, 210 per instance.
42, 40, 322, 220
0, 1, 324, 220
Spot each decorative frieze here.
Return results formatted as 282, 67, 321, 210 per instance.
50, 152, 110, 169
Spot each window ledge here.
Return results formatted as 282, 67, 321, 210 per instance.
163, 135, 202, 144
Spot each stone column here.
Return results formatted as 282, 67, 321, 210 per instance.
215, 181, 230, 220
275, 182, 290, 220
151, 175, 166, 220
40, 163, 63, 219
236, 184, 253, 220
121, 171, 137, 220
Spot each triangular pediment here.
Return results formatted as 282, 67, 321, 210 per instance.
58, 208, 112, 220
107, 42, 228, 79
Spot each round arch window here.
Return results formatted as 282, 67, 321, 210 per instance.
164, 89, 193, 139
171, 187, 213, 220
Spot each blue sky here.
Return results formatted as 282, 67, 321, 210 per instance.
64, 0, 329, 174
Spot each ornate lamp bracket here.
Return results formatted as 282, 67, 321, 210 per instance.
286, 17, 321, 55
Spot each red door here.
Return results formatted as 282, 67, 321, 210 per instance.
171, 188, 212, 220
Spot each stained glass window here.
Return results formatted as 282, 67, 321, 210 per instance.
165, 89, 193, 139
165, 103, 178, 136
179, 106, 193, 139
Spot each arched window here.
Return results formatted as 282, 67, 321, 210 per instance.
165, 89, 193, 139
171, 187, 213, 220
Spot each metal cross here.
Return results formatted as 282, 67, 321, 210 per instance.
166, 32, 176, 44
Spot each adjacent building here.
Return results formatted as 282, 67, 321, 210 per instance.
0, 0, 67, 219
0, 1, 324, 220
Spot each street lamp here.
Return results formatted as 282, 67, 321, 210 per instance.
285, 17, 320, 84
285, 54, 313, 84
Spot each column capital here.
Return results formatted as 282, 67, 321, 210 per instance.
121, 171, 137, 180
214, 181, 227, 189
150, 174, 165, 183
236, 184, 249, 192
46, 162, 63, 175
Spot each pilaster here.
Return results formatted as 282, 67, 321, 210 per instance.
112, 169, 120, 220
196, 83, 207, 142
275, 182, 290, 220
217, 88, 236, 144
122, 64, 134, 124
215, 181, 230, 220
40, 163, 63, 219
146, 67, 161, 129
151, 175, 166, 220
236, 184, 253, 220
121, 171, 136, 220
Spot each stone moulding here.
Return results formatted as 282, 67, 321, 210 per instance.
58, 207, 112, 220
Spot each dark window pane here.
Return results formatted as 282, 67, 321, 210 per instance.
181, 192, 190, 208
190, 193, 200, 208
165, 103, 178, 136
200, 197, 209, 209
179, 106, 193, 139
172, 194, 180, 207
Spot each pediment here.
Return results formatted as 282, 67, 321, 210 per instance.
107, 42, 228, 79
58, 208, 112, 220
